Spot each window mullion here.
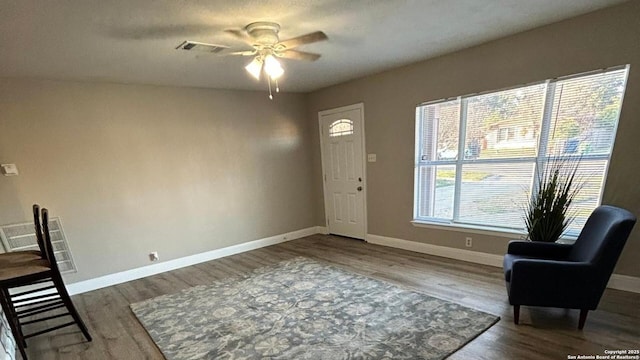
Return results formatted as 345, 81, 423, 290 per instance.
413, 107, 422, 220
531, 81, 556, 196
452, 98, 467, 222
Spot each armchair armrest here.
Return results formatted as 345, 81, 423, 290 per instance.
507, 240, 573, 259
509, 259, 603, 309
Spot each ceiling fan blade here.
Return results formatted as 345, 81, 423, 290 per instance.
278, 50, 321, 61
222, 50, 257, 56
277, 31, 327, 49
224, 29, 254, 45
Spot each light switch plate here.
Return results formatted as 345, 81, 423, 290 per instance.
0, 164, 18, 176
367, 154, 377, 162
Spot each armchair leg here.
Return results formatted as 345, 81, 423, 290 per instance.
578, 309, 588, 330
513, 305, 520, 325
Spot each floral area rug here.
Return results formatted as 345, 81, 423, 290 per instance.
130, 257, 499, 359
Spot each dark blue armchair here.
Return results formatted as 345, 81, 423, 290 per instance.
503, 205, 636, 329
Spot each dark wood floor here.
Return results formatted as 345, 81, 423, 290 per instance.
25, 234, 640, 359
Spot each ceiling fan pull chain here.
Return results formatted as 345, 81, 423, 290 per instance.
268, 77, 273, 100
275, 79, 280, 93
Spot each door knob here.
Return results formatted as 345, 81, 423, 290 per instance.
357, 186, 363, 191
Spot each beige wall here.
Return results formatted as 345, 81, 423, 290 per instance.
0, 79, 315, 283
308, 1, 640, 277
1, 1, 639, 286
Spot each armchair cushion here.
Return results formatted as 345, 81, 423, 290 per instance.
507, 240, 573, 259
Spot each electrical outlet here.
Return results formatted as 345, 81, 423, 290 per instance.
149, 251, 159, 262
465, 237, 472, 247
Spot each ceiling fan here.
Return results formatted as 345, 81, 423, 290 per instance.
177, 22, 328, 99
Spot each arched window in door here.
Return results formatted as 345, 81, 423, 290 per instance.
329, 119, 354, 137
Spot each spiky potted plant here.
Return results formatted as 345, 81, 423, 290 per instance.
523, 157, 583, 242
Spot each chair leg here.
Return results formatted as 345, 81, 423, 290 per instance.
578, 309, 588, 330
513, 305, 520, 325
0, 288, 29, 360
51, 274, 92, 342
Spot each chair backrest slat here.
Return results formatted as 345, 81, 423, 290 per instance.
32, 204, 46, 257
41, 208, 61, 273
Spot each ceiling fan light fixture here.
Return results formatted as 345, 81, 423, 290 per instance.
264, 54, 284, 80
245, 57, 263, 80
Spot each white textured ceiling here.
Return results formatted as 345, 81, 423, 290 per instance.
0, 0, 628, 92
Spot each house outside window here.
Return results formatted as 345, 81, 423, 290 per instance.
413, 66, 629, 236
497, 128, 510, 142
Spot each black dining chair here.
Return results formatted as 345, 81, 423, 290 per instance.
0, 206, 91, 359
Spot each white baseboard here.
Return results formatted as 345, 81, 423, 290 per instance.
365, 233, 640, 294
66, 229, 640, 295
316, 226, 329, 235
607, 274, 640, 293
66, 226, 319, 295
366, 234, 503, 267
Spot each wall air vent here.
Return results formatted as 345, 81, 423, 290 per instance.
0, 218, 77, 273
176, 40, 228, 53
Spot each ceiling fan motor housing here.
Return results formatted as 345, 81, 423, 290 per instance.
245, 22, 281, 46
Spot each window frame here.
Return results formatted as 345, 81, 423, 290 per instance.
328, 119, 354, 137
413, 65, 629, 238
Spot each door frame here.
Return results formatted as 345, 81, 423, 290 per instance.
318, 102, 368, 239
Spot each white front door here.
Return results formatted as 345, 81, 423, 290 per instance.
319, 104, 366, 239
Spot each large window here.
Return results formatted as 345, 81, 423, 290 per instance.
414, 66, 628, 236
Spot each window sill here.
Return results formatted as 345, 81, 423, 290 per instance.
410, 220, 578, 243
